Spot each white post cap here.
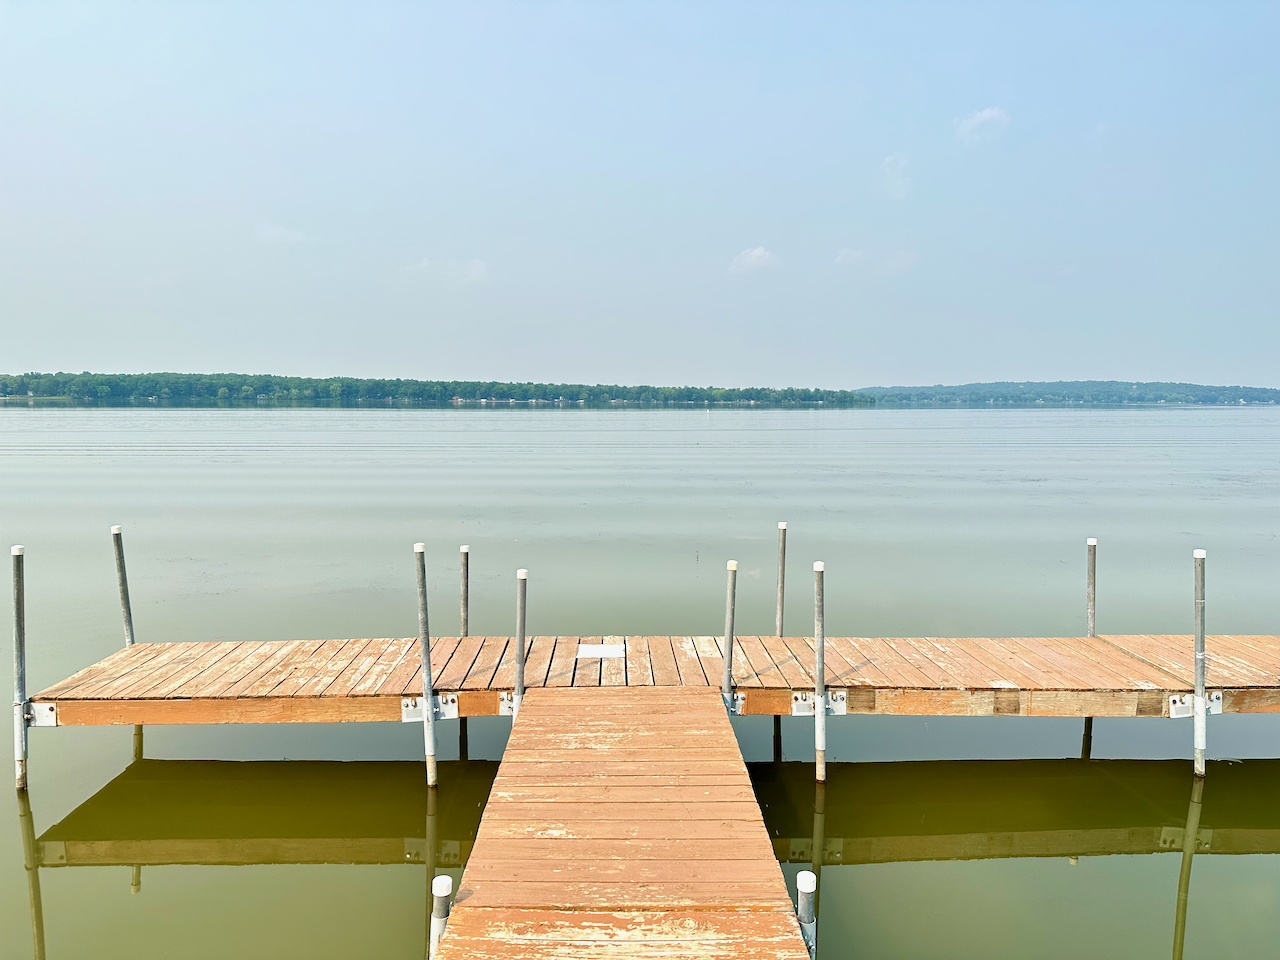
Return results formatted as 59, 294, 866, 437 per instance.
1086, 538, 1097, 546
460, 544, 469, 553
11, 545, 24, 556
813, 561, 824, 572
1193, 549, 1207, 559
111, 525, 122, 535
517, 568, 528, 579
414, 542, 425, 553
431, 874, 453, 897
778, 521, 787, 530
797, 870, 817, 893
726, 560, 738, 571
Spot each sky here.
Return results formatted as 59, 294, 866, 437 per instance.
2, 2, 1277, 389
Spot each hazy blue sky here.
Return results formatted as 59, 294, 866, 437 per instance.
2, 3, 1277, 388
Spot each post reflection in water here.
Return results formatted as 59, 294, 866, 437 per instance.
752, 758, 1280, 957
12, 759, 496, 959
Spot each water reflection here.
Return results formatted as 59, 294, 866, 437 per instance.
14, 760, 496, 959
752, 759, 1276, 957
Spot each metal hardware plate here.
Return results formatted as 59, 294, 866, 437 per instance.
29, 703, 57, 727
498, 691, 515, 716
827, 690, 848, 716
791, 691, 848, 716
577, 643, 625, 658
1159, 826, 1213, 851
401, 694, 459, 723
1209, 691, 1223, 715
1169, 692, 1224, 719
724, 691, 746, 715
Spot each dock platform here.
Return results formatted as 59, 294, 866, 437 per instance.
435, 685, 809, 960
29, 633, 1280, 725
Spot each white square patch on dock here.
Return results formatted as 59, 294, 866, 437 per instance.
577, 643, 625, 659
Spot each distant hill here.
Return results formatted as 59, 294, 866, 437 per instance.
858, 380, 1279, 405
1, 373, 1275, 407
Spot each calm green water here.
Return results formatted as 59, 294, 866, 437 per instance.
2, 406, 1278, 958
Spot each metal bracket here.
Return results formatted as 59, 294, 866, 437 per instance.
1169, 692, 1224, 719
29, 702, 57, 727
791, 691, 847, 717
724, 691, 746, 715
1159, 826, 1213, 851
401, 694, 459, 723
498, 691, 515, 716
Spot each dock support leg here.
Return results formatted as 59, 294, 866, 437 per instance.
429, 875, 453, 960
721, 561, 738, 712
796, 869, 817, 958
459, 545, 469, 638
813, 562, 826, 783
1193, 549, 1207, 778
414, 543, 438, 787
458, 718, 468, 761
17, 788, 47, 960
13, 545, 28, 792
515, 570, 527, 715
1083, 537, 1097, 755
776, 522, 787, 638
131, 865, 141, 894
113, 527, 145, 764
1171, 774, 1205, 960
773, 715, 782, 764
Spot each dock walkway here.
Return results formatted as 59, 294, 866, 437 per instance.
435, 685, 809, 960
30, 633, 1280, 724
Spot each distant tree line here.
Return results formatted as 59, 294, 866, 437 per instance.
857, 380, 1279, 404
0, 372, 874, 406
2, 374, 1275, 406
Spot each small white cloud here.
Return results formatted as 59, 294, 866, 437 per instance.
956, 107, 1010, 145
255, 221, 308, 244
729, 247, 778, 273
406, 257, 492, 284
835, 248, 864, 265
881, 153, 911, 200
877, 248, 917, 276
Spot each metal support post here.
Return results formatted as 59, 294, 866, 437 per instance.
514, 569, 527, 715
131, 865, 142, 894
13, 545, 28, 791
813, 561, 826, 783
811, 780, 826, 917
459, 545, 469, 637
796, 869, 817, 958
721, 561, 738, 710
458, 718, 468, 761
113, 526, 145, 760
1193, 549, 1207, 778
17, 787, 47, 960
776, 522, 787, 637
773, 715, 782, 763
429, 874, 453, 960
1082, 537, 1097, 760
414, 543, 438, 787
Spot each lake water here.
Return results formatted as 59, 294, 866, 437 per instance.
1, 405, 1277, 958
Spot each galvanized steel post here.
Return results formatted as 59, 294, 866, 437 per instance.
796, 869, 817, 957
776, 522, 787, 638
429, 873, 453, 960
515, 569, 528, 715
1171, 774, 1205, 960
459, 545, 469, 637
111, 526, 136, 646
1193, 549, 1207, 778
17, 787, 46, 960
414, 543, 438, 787
1082, 537, 1097, 760
813, 561, 826, 783
13, 545, 28, 791
721, 560, 738, 710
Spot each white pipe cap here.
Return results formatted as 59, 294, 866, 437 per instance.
778, 521, 787, 530
460, 544, 469, 553
111, 525, 122, 535
11, 545, 24, 556
813, 561, 824, 572
726, 560, 738, 571
797, 870, 817, 893
517, 568, 528, 579
1086, 538, 1097, 546
431, 874, 453, 897
414, 542, 425, 553
1193, 549, 1207, 559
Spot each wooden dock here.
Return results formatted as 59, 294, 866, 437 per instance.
435, 686, 809, 960
29, 633, 1280, 724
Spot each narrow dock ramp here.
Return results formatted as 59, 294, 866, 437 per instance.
437, 686, 809, 959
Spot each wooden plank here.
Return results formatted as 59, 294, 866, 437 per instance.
111, 642, 227, 699
37, 644, 170, 699
323, 638, 395, 697
240, 639, 331, 697
436, 635, 486, 690
736, 637, 777, 688
288, 639, 372, 698
75, 643, 203, 700
180, 641, 277, 698
624, 637, 654, 685
646, 637, 681, 686
394, 636, 463, 696
494, 636, 548, 689
348, 638, 414, 696
601, 636, 628, 687
51, 697, 401, 725
545, 638, 578, 687
462, 637, 510, 690
142, 642, 258, 700
476, 818, 775, 841
573, 638, 602, 687
677, 637, 713, 686
757, 635, 811, 688
217, 640, 311, 698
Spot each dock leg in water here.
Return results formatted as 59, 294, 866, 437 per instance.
1083, 537, 1097, 756
813, 562, 826, 783
429, 874, 452, 960
1080, 717, 1093, 760
112, 527, 146, 762
514, 569, 527, 715
414, 543, 438, 787
1171, 774, 1205, 960
773, 715, 783, 763
131, 865, 141, 894
13, 545, 28, 792
458, 718, 468, 761
1192, 550, 1207, 778
796, 869, 817, 958
721, 560, 738, 711
459, 545, 469, 638
776, 521, 787, 637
